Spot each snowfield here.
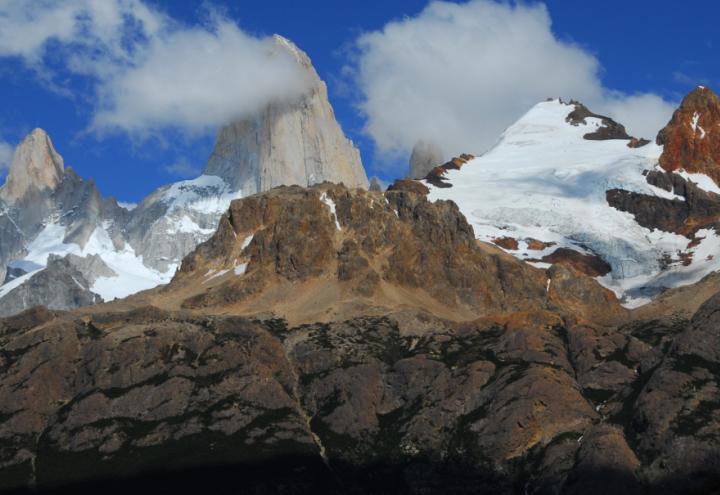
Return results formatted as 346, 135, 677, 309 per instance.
425, 99, 720, 307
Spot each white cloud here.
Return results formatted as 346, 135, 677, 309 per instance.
92, 25, 313, 134
0, 141, 14, 170
351, 0, 676, 163
164, 158, 202, 178
602, 93, 677, 142
0, 1, 313, 136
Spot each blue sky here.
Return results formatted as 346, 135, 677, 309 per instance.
0, 0, 716, 203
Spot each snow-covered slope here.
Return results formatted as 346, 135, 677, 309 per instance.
0, 174, 242, 308
425, 99, 720, 307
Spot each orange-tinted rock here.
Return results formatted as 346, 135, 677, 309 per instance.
492, 236, 519, 250
174, 183, 556, 317
541, 248, 611, 277
387, 178, 430, 195
423, 154, 475, 188
526, 238, 556, 251
566, 101, 632, 141
657, 86, 720, 186
628, 137, 650, 148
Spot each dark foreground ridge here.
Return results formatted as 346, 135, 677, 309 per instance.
4, 458, 715, 495
1, 298, 720, 494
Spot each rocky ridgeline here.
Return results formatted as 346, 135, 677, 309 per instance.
170, 182, 617, 324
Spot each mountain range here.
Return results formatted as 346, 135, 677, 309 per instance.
1, 36, 720, 495
0, 36, 367, 317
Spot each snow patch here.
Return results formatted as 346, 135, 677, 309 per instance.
675, 170, 720, 195
4, 222, 176, 302
166, 215, 215, 236
234, 262, 248, 275
241, 234, 254, 250
205, 269, 230, 282
691, 112, 700, 132
118, 202, 137, 211
157, 175, 242, 215
320, 192, 341, 230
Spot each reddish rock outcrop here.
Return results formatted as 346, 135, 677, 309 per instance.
526, 238, 556, 251
540, 248, 612, 278
657, 86, 720, 185
566, 101, 633, 141
491, 236, 519, 250
423, 154, 475, 188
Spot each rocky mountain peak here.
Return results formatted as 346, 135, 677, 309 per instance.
657, 85, 720, 184
203, 37, 368, 196
270, 34, 313, 70
0, 128, 64, 204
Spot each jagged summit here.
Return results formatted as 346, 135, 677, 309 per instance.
203, 36, 368, 196
0, 128, 64, 204
657, 85, 720, 185
271, 34, 313, 69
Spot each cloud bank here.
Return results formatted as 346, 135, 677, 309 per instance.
164, 158, 202, 178
0, 141, 13, 170
0, 1, 312, 135
351, 0, 677, 161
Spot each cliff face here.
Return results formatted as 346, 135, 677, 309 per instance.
0, 129, 64, 205
658, 86, 720, 185
203, 36, 368, 196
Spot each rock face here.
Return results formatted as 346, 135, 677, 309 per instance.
658, 86, 720, 185
0, 129, 64, 204
407, 140, 444, 179
423, 154, 475, 188
0, 131, 126, 291
204, 35, 368, 196
566, 101, 633, 141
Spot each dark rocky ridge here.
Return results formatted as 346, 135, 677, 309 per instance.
0, 295, 719, 494
421, 154, 475, 188
565, 101, 649, 146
